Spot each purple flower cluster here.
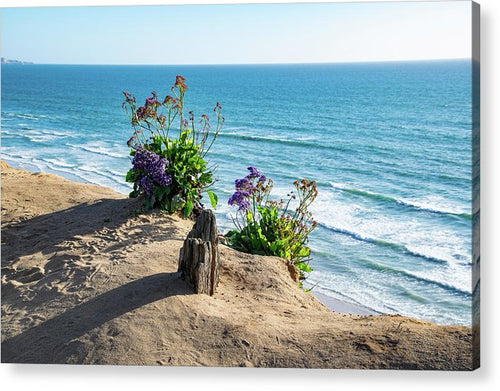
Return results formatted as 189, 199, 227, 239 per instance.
228, 190, 251, 211
138, 176, 153, 197
132, 148, 172, 196
247, 166, 262, 179
228, 167, 266, 211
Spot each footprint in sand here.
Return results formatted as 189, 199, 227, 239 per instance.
7, 266, 45, 284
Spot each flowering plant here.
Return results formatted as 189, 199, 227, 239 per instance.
123, 76, 224, 216
226, 167, 318, 282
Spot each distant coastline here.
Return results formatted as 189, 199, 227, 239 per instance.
0, 57, 468, 67
1, 57, 34, 65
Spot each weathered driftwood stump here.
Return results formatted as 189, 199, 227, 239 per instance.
178, 209, 220, 295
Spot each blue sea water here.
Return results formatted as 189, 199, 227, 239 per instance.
1, 60, 473, 325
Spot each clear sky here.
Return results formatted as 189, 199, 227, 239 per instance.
1, 1, 471, 65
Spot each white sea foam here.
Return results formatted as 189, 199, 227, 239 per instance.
329, 181, 470, 217
25, 134, 61, 143
45, 157, 76, 168
311, 188, 471, 265
15, 113, 39, 120
68, 143, 124, 159
399, 195, 471, 216
306, 266, 470, 325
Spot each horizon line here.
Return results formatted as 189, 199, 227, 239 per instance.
1, 57, 472, 67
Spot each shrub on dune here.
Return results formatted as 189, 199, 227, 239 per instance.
122, 76, 223, 217
226, 167, 318, 283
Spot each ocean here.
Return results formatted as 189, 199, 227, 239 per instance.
1, 60, 473, 326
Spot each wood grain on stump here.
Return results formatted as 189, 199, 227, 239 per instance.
178, 209, 220, 295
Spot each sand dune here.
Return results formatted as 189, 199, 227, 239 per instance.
1, 161, 475, 369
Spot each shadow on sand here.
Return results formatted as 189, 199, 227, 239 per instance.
1, 271, 192, 363
1, 197, 188, 266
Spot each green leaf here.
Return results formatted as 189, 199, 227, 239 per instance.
207, 190, 218, 209
129, 189, 140, 198
296, 262, 313, 274
125, 170, 135, 182
184, 199, 194, 217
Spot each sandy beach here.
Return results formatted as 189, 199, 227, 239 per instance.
1, 161, 476, 369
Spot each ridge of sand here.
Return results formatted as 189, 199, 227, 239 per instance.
1, 161, 474, 369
